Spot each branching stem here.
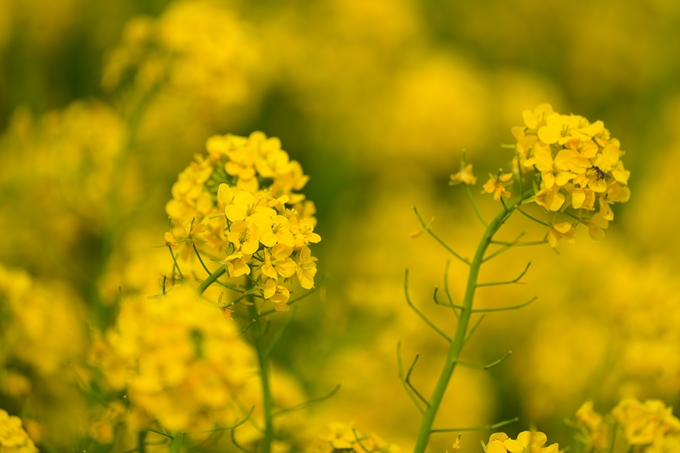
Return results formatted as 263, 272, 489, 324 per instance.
476, 262, 531, 287
413, 207, 470, 266
412, 190, 533, 453
405, 270, 451, 343
465, 184, 488, 227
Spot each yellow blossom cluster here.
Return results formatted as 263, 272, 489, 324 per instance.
513, 104, 631, 241
0, 410, 38, 453
576, 399, 680, 453
485, 431, 559, 453
307, 422, 400, 453
90, 285, 255, 433
102, 0, 262, 111
165, 131, 320, 312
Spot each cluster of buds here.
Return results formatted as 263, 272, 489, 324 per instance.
165, 131, 320, 312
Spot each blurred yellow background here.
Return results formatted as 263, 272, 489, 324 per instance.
1, 0, 679, 452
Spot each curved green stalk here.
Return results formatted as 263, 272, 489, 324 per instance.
197, 266, 226, 294
169, 432, 184, 453
248, 300, 275, 453
412, 191, 532, 453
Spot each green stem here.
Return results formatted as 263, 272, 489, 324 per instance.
248, 298, 274, 453
412, 191, 532, 453
139, 431, 148, 453
465, 184, 488, 227
169, 432, 183, 453
197, 266, 226, 294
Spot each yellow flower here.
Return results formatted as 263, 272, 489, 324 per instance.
450, 163, 477, 185
612, 399, 680, 446
290, 216, 321, 249
587, 213, 609, 241
261, 245, 297, 280
223, 251, 251, 277
261, 215, 296, 248
225, 190, 276, 229
483, 170, 513, 201
227, 220, 261, 255
263, 279, 291, 311
576, 401, 603, 430
487, 431, 558, 453
534, 184, 565, 212
296, 246, 318, 289
312, 423, 400, 453
592, 140, 630, 184
538, 112, 581, 145
529, 142, 574, 189
522, 103, 554, 130
548, 222, 577, 249
575, 401, 610, 450
451, 435, 462, 452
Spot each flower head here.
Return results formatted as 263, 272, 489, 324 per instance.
511, 104, 631, 245
164, 131, 320, 312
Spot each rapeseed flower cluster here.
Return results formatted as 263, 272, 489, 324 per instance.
89, 285, 255, 433
513, 104, 631, 242
465, 104, 631, 248
485, 431, 559, 453
0, 410, 38, 453
165, 131, 320, 312
307, 423, 400, 453
576, 399, 680, 453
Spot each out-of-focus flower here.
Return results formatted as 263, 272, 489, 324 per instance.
482, 170, 513, 201
450, 163, 478, 186
90, 285, 256, 433
451, 435, 462, 452
0, 102, 130, 276
548, 222, 576, 249
0, 409, 38, 453
102, 0, 264, 113
575, 399, 680, 453
575, 401, 610, 450
87, 401, 126, 445
307, 422, 400, 453
612, 399, 680, 447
